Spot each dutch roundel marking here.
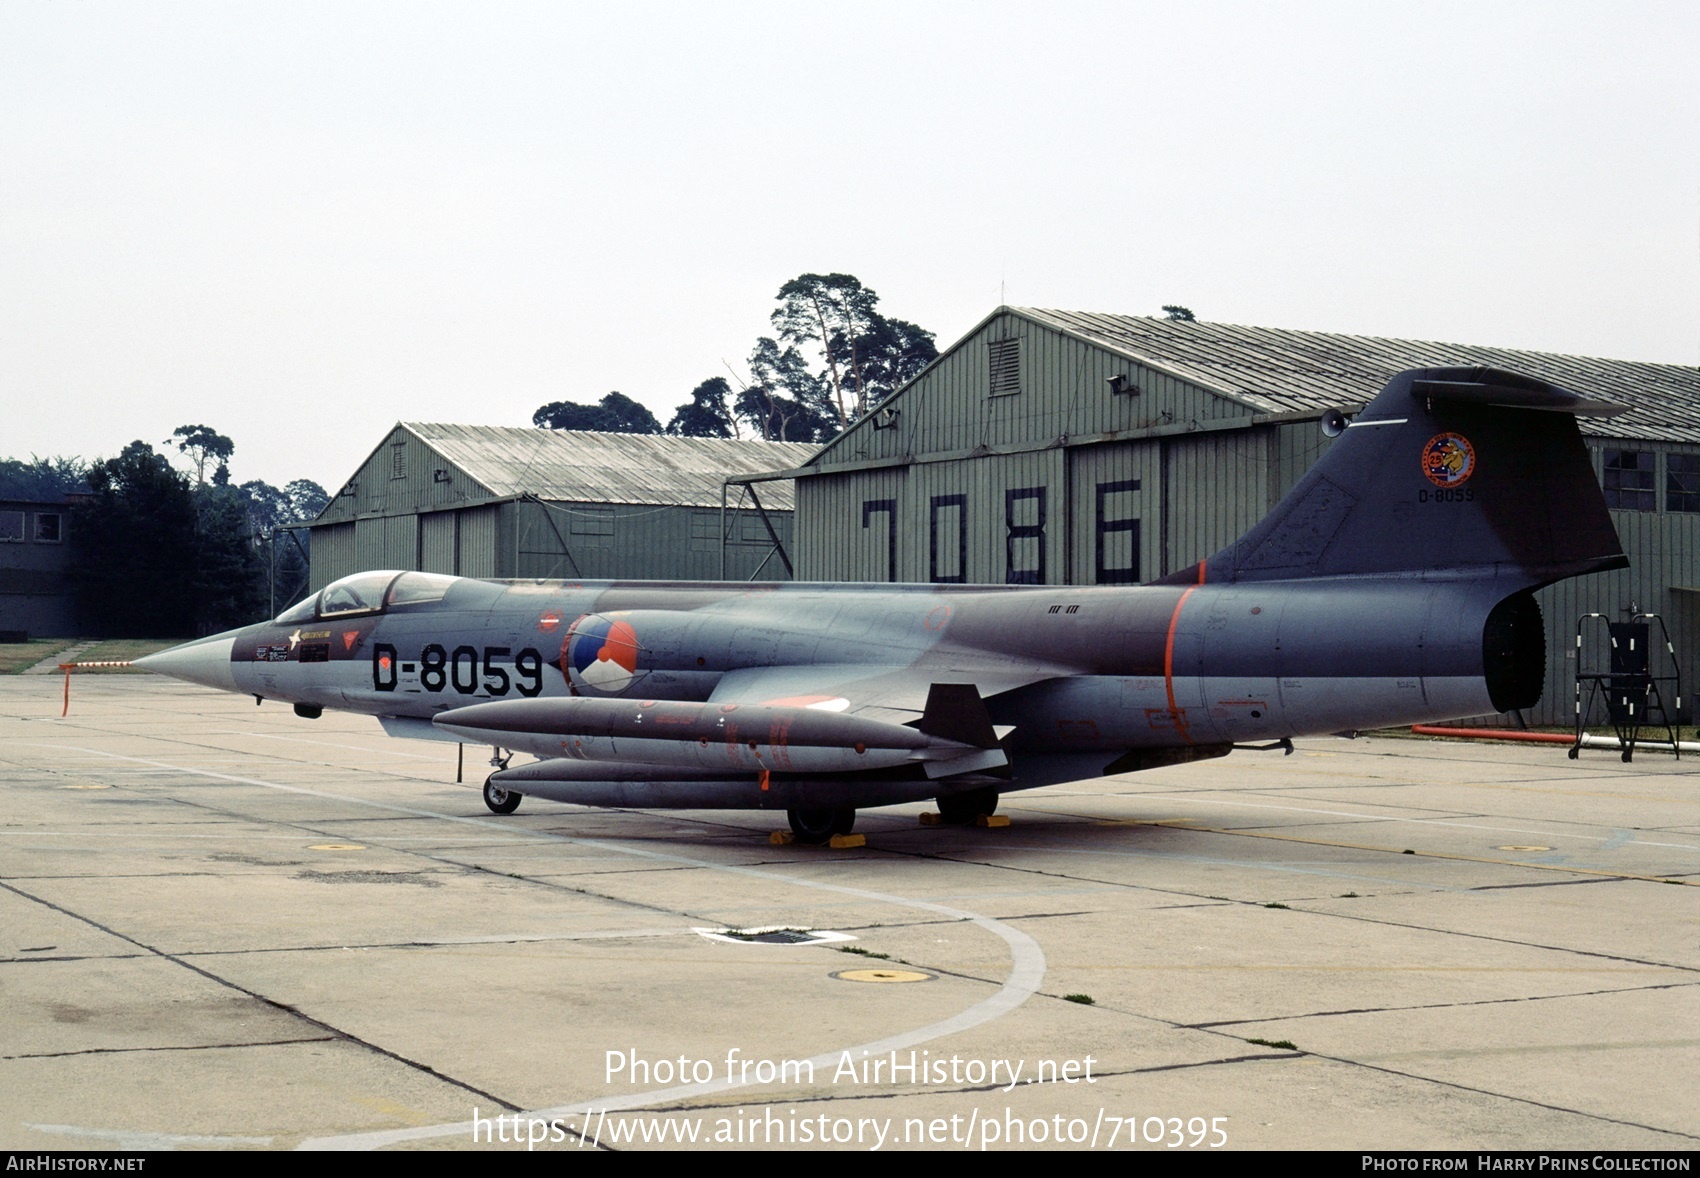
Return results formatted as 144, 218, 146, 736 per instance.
1422, 432, 1476, 488
565, 615, 640, 694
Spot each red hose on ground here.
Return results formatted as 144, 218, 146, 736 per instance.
1409, 725, 1574, 745
58, 661, 133, 716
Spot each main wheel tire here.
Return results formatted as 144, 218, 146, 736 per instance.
787, 807, 855, 844
934, 786, 999, 824
483, 777, 522, 815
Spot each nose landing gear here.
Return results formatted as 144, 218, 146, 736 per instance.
483, 776, 522, 815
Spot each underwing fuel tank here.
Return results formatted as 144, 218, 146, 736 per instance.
433, 696, 1006, 777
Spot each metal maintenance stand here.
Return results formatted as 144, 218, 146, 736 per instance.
1571, 613, 1683, 762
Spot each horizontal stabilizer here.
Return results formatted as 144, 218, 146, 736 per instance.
1410, 367, 1626, 416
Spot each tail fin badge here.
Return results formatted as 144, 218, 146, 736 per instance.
1422, 433, 1476, 488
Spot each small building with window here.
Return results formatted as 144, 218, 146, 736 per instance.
750, 308, 1700, 727
0, 499, 76, 638
308, 424, 818, 591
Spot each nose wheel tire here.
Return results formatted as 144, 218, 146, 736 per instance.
483, 777, 522, 815
787, 807, 855, 844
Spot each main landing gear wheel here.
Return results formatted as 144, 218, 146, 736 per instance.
787, 807, 856, 844
483, 776, 522, 815
934, 786, 999, 824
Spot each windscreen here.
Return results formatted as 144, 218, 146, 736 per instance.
387, 571, 458, 608
317, 571, 403, 619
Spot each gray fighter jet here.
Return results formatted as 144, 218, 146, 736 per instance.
139, 367, 1626, 841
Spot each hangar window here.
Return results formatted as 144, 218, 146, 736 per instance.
988, 339, 1020, 397
929, 494, 966, 583
34, 512, 62, 543
390, 443, 407, 480
571, 506, 618, 540
690, 512, 720, 548
1005, 488, 1046, 584
1602, 450, 1655, 512
1095, 479, 1141, 584
1668, 453, 1700, 514
0, 511, 23, 543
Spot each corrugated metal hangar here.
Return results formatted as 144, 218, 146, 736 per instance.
739, 308, 1700, 728
310, 424, 817, 589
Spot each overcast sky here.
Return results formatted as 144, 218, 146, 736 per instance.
4, 0, 1696, 492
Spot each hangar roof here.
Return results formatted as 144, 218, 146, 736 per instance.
1017, 309, 1700, 444
401, 424, 818, 509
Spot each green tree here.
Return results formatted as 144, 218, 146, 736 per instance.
532, 392, 662, 434
846, 315, 937, 410
284, 479, 329, 521
194, 482, 265, 633
772, 273, 881, 429
766, 273, 936, 431
0, 456, 87, 500
70, 442, 198, 636
169, 425, 236, 487
240, 480, 294, 538
1161, 305, 1197, 322
666, 378, 738, 438
240, 478, 327, 618
739, 338, 835, 442
72, 431, 326, 633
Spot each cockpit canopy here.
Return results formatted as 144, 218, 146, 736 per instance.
274, 571, 459, 624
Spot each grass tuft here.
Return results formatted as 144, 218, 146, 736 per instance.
0, 640, 66, 675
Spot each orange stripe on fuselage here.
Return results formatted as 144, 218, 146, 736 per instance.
1163, 586, 1198, 745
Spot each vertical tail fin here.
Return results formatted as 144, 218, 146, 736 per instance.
1167, 367, 1628, 587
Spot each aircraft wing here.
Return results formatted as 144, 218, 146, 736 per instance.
704, 662, 1062, 727
429, 658, 1062, 788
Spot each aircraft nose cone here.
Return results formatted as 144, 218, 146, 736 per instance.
135, 634, 239, 693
